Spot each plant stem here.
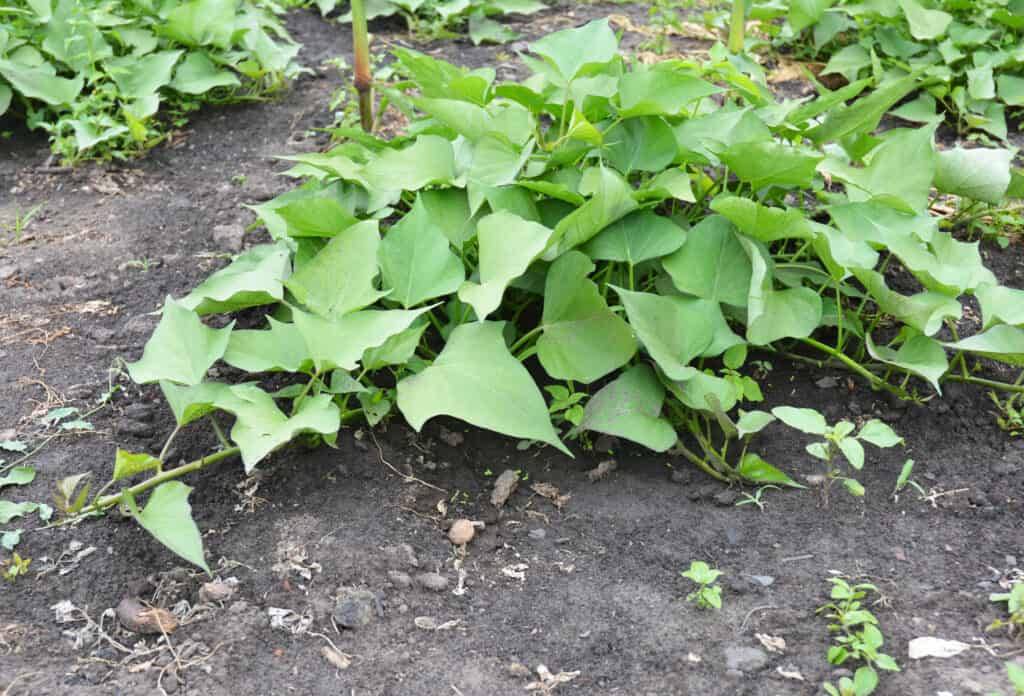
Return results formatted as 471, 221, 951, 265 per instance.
350, 0, 373, 132
77, 447, 241, 518
943, 374, 1024, 394
674, 440, 729, 483
728, 0, 746, 54
801, 337, 906, 397
510, 325, 542, 355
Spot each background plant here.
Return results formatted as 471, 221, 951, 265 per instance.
327, 0, 547, 44
57, 20, 1024, 570
0, 0, 304, 162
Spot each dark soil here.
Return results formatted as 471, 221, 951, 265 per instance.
1, 4, 1023, 696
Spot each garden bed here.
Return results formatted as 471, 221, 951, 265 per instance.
1, 4, 1022, 695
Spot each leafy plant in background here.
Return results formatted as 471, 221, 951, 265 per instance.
736, 0, 1024, 140
681, 560, 723, 609
327, 0, 546, 44
53, 19, 1024, 570
0, 0, 304, 162
820, 578, 899, 696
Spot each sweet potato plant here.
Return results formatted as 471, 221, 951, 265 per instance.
59, 20, 1024, 570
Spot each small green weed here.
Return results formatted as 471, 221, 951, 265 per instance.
734, 484, 779, 511
819, 578, 900, 696
1, 203, 43, 243
681, 560, 723, 609
1, 551, 31, 582
989, 581, 1024, 638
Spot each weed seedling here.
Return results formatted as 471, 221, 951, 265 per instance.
1, 552, 31, 582
681, 560, 723, 610
989, 581, 1024, 638
735, 484, 779, 511
1, 203, 43, 243
819, 578, 899, 695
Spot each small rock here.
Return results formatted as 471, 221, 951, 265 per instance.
321, 645, 352, 670
491, 469, 520, 508
415, 572, 449, 592
0, 428, 17, 442
122, 403, 155, 422
815, 376, 839, 389
383, 543, 419, 568
746, 575, 775, 588
438, 427, 464, 447
333, 590, 376, 629
713, 489, 741, 507
387, 571, 412, 589
723, 646, 769, 673
670, 469, 691, 485
117, 419, 154, 439
116, 597, 178, 635
212, 224, 245, 252
448, 519, 475, 545
528, 528, 547, 541
508, 661, 532, 677
587, 459, 617, 482
199, 581, 236, 603
0, 264, 20, 279
969, 490, 992, 507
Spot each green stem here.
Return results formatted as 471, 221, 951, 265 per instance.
209, 417, 230, 449
728, 0, 746, 53
510, 326, 542, 356
675, 440, 729, 483
350, 0, 373, 132
291, 369, 324, 415
801, 337, 906, 397
76, 447, 241, 518
943, 374, 1024, 394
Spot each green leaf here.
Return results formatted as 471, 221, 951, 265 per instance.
857, 419, 904, 448
580, 364, 677, 452
293, 305, 432, 372
773, 406, 829, 435
379, 195, 464, 308
666, 370, 740, 413
458, 211, 552, 319
536, 252, 636, 383
128, 481, 209, 572
604, 116, 677, 174
616, 287, 714, 381
218, 386, 340, 471
179, 244, 291, 315
617, 67, 722, 118
739, 237, 822, 345
719, 141, 823, 190
635, 168, 696, 204
113, 450, 161, 482
997, 74, 1024, 106
161, 0, 236, 48
853, 269, 962, 336
277, 198, 359, 238
0, 440, 27, 453
944, 325, 1024, 367
662, 216, 751, 307
105, 50, 183, 98
889, 231, 996, 296
976, 284, 1024, 330
127, 298, 234, 385
822, 45, 871, 83
710, 196, 815, 243
285, 220, 387, 318
0, 467, 35, 490
853, 666, 880, 692
831, 126, 937, 211
581, 210, 686, 264
396, 322, 568, 454
420, 188, 476, 249
899, 0, 952, 39
838, 437, 865, 470
529, 18, 618, 83
788, 0, 832, 32
2, 530, 21, 551
0, 59, 83, 105
223, 317, 311, 373
866, 333, 948, 393
362, 323, 427, 370
0, 501, 48, 524
807, 73, 919, 143
545, 167, 638, 259
171, 51, 241, 94
736, 410, 776, 438
738, 452, 805, 488
933, 147, 1013, 205
0, 85, 11, 117
967, 64, 996, 100
161, 380, 235, 426
843, 478, 865, 497
361, 135, 456, 194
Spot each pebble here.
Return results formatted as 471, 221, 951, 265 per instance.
448, 519, 475, 545
670, 469, 690, 485
212, 224, 245, 252
713, 489, 741, 507
388, 571, 412, 589
0, 264, 20, 279
438, 427, 464, 447
528, 528, 547, 540
122, 403, 155, 423
383, 543, 420, 569
815, 376, 839, 389
199, 581, 236, 603
723, 646, 769, 673
415, 572, 449, 592
969, 490, 992, 507
746, 575, 775, 588
0, 428, 16, 442
333, 590, 376, 629
117, 418, 154, 438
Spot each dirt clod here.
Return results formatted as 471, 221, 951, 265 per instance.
491, 469, 520, 508
415, 572, 449, 592
199, 580, 236, 603
448, 518, 475, 545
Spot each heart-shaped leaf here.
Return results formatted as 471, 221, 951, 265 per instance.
128, 481, 209, 573
127, 298, 234, 386
580, 364, 677, 452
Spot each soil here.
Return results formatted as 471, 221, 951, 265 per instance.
2, 4, 1023, 696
